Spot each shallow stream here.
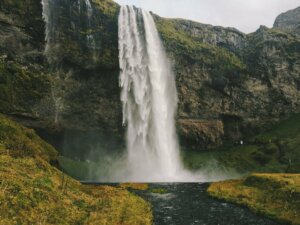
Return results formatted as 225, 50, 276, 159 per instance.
133, 183, 280, 225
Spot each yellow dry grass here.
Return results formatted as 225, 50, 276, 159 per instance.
208, 173, 300, 225
0, 114, 153, 225
119, 183, 149, 191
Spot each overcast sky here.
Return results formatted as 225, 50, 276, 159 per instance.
113, 0, 300, 33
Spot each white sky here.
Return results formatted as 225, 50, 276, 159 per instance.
113, 0, 300, 33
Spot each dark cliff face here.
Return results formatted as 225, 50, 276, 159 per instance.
0, 0, 123, 158
274, 6, 300, 35
155, 16, 300, 150
0, 0, 45, 52
43, 0, 119, 69
0, 0, 299, 154
0, 0, 122, 132
0, 0, 51, 115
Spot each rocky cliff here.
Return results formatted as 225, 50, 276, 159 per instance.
0, 0, 123, 158
156, 18, 300, 150
274, 6, 300, 35
0, 0, 299, 156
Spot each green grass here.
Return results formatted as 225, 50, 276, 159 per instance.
208, 173, 300, 225
183, 114, 300, 173
265, 114, 300, 138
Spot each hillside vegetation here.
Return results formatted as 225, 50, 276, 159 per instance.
0, 114, 152, 225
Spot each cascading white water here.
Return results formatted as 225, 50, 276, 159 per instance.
85, 0, 93, 18
118, 5, 196, 182
41, 0, 63, 123
41, 0, 52, 60
84, 0, 96, 48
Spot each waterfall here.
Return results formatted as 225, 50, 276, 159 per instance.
41, 0, 53, 62
41, 0, 62, 123
84, 0, 96, 48
118, 6, 194, 182
85, 0, 93, 18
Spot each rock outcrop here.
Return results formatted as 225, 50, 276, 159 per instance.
0, 0, 299, 154
274, 6, 300, 35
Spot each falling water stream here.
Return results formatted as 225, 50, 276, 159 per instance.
118, 6, 196, 182
84, 0, 96, 48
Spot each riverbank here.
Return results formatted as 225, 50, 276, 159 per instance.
131, 183, 280, 225
208, 174, 300, 225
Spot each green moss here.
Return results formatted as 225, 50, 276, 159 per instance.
0, 114, 153, 225
208, 174, 300, 225
266, 114, 300, 138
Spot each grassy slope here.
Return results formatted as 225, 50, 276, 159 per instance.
183, 114, 300, 173
0, 114, 152, 225
208, 174, 300, 225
